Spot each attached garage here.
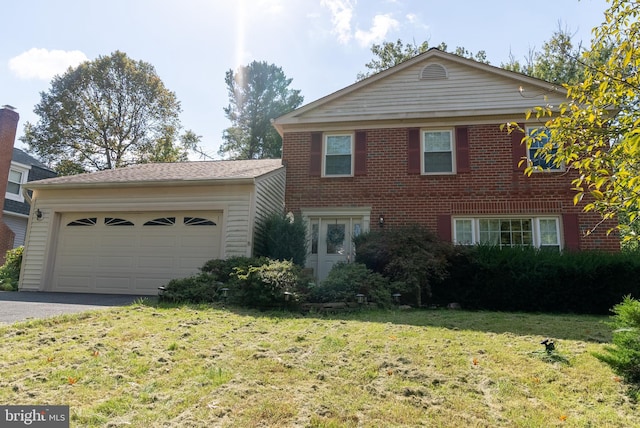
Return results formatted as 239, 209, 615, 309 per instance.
19, 160, 285, 295
52, 211, 222, 294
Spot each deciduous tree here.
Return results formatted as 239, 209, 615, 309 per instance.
501, 25, 585, 85
357, 39, 488, 81
509, 0, 640, 241
220, 61, 303, 159
22, 51, 198, 174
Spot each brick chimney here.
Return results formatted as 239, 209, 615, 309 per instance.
0, 106, 18, 262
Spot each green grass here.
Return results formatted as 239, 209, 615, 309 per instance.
0, 302, 637, 427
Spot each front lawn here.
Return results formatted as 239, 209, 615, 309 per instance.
0, 303, 637, 427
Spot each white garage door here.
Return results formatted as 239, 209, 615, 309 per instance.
52, 211, 222, 295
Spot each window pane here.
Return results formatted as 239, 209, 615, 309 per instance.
311, 223, 319, 254
424, 152, 453, 173
326, 135, 352, 154
530, 147, 558, 169
325, 155, 351, 175
455, 219, 473, 245
528, 127, 558, 169
528, 128, 550, 148
6, 182, 20, 195
539, 219, 559, 246
479, 219, 495, 245
144, 217, 176, 226
327, 224, 345, 254
479, 218, 533, 248
424, 131, 451, 151
8, 170, 22, 183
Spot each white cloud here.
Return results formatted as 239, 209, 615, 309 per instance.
8, 48, 88, 80
405, 13, 429, 31
354, 13, 399, 47
320, 0, 355, 44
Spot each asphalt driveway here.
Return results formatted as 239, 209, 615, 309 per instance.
0, 291, 151, 325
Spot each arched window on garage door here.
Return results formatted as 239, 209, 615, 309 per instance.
143, 217, 176, 226
67, 217, 97, 226
184, 217, 216, 226
105, 217, 134, 226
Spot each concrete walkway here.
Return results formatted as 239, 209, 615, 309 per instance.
0, 291, 151, 325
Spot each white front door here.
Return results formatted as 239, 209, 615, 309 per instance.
310, 217, 363, 282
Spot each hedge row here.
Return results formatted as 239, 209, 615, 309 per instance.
432, 246, 640, 314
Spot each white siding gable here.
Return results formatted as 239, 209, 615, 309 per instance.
274, 49, 568, 132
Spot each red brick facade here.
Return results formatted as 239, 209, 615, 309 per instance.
0, 108, 19, 262
282, 124, 619, 252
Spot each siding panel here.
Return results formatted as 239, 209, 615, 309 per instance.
295, 59, 568, 122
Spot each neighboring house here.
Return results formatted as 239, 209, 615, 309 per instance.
19, 159, 285, 295
4, 148, 57, 247
273, 48, 619, 281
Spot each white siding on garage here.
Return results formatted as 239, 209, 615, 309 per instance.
19, 162, 287, 294
20, 185, 255, 292
20, 208, 50, 290
254, 167, 287, 223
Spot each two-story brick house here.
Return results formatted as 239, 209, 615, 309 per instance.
274, 49, 618, 280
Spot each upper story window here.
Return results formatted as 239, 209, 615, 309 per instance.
6, 165, 29, 202
526, 127, 562, 171
324, 133, 353, 176
423, 130, 454, 174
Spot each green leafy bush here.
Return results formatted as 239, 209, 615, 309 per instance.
160, 272, 220, 303
201, 256, 269, 279
230, 258, 306, 309
354, 226, 454, 306
309, 262, 396, 308
594, 296, 640, 399
161, 256, 269, 303
0, 246, 23, 291
254, 211, 307, 266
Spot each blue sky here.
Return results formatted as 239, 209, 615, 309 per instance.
2, 0, 609, 160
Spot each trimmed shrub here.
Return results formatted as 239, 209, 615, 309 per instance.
354, 226, 454, 306
0, 246, 23, 291
594, 296, 640, 399
309, 262, 396, 308
162, 256, 269, 303
160, 272, 220, 303
432, 246, 640, 314
229, 258, 306, 309
201, 256, 269, 279
254, 211, 307, 266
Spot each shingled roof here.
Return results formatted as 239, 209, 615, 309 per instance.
26, 159, 284, 189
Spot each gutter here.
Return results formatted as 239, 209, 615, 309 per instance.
23, 176, 265, 192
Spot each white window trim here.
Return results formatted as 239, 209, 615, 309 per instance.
453, 216, 562, 250
421, 128, 456, 175
453, 218, 475, 245
5, 162, 30, 203
534, 217, 562, 249
525, 126, 564, 172
323, 132, 354, 177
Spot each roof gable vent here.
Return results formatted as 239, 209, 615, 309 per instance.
420, 63, 448, 80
